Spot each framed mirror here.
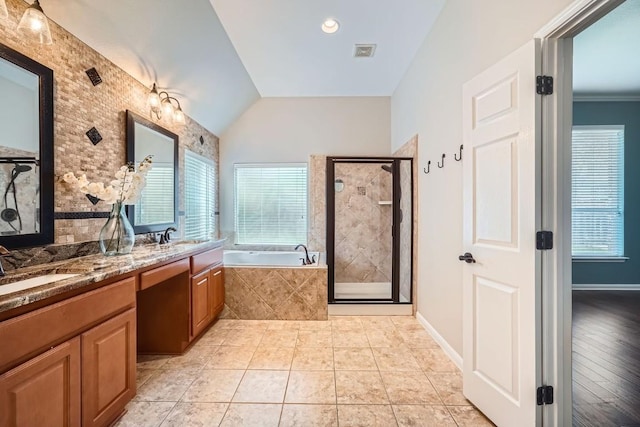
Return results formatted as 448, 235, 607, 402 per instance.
0, 42, 54, 249
126, 110, 178, 234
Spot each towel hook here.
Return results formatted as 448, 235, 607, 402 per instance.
437, 154, 445, 168
454, 144, 463, 161
423, 161, 431, 174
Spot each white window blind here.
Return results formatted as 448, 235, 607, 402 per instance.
234, 164, 308, 245
135, 162, 174, 225
185, 150, 216, 240
571, 125, 624, 257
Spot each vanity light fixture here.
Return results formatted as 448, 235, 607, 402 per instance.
0, 0, 9, 21
17, 0, 52, 45
147, 83, 185, 124
321, 18, 340, 34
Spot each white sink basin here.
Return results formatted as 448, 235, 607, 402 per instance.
0, 274, 79, 296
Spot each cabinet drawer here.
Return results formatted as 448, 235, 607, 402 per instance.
139, 258, 190, 291
190, 247, 222, 274
0, 277, 136, 374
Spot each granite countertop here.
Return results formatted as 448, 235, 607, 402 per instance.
0, 239, 225, 315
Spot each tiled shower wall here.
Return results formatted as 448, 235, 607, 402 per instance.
333, 163, 393, 284
0, 0, 219, 244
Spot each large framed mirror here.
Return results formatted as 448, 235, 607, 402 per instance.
0, 43, 54, 249
126, 110, 178, 234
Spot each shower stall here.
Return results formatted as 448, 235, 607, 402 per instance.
326, 157, 413, 305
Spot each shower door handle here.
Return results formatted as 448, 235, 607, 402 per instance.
458, 252, 476, 264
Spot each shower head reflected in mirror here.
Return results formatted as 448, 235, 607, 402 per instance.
14, 164, 32, 174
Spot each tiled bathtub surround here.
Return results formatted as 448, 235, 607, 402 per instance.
117, 316, 494, 426
221, 266, 328, 320
0, 0, 219, 244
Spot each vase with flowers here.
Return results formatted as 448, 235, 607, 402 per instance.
63, 156, 153, 256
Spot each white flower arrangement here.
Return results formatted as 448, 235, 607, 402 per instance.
62, 155, 153, 205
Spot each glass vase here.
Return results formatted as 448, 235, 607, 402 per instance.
99, 201, 135, 256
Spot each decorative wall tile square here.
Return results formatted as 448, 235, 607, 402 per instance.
85, 127, 103, 145
85, 67, 102, 86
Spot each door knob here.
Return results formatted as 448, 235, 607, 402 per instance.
458, 252, 476, 263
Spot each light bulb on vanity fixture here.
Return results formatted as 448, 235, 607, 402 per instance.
147, 83, 186, 124
17, 0, 52, 45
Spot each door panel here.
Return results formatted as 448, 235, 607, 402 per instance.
191, 269, 212, 337
0, 337, 81, 427
462, 40, 541, 427
81, 308, 136, 427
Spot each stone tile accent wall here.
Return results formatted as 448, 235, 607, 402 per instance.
393, 136, 418, 312
333, 162, 393, 284
307, 155, 327, 253
0, 0, 219, 244
221, 266, 328, 320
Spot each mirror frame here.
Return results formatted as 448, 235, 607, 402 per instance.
125, 110, 179, 235
0, 43, 54, 249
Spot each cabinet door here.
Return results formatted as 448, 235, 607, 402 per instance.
191, 269, 213, 338
82, 308, 136, 427
211, 267, 225, 317
0, 337, 81, 427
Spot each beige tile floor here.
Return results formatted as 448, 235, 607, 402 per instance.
116, 316, 494, 427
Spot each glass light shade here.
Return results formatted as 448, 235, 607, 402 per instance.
162, 99, 174, 118
0, 0, 8, 21
17, 1, 52, 45
147, 84, 161, 111
174, 106, 185, 124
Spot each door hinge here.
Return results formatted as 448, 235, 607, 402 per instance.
537, 385, 554, 405
536, 76, 554, 95
536, 231, 553, 250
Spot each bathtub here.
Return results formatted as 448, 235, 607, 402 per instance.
223, 250, 321, 267
221, 250, 327, 321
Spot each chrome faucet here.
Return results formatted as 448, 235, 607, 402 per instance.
0, 245, 11, 277
295, 244, 314, 265
159, 227, 177, 244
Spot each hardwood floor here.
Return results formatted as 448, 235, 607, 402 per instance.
573, 291, 640, 427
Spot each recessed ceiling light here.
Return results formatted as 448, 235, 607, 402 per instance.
322, 18, 340, 34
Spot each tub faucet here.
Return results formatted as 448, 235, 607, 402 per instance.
0, 245, 11, 277
295, 244, 312, 265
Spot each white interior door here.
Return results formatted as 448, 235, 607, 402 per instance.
462, 40, 541, 427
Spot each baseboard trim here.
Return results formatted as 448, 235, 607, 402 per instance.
573, 284, 640, 291
416, 311, 463, 370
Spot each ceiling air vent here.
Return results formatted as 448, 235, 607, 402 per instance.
354, 44, 376, 58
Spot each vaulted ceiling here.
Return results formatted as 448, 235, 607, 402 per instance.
38, 0, 445, 134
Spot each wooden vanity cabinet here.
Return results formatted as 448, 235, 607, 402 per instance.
0, 337, 81, 427
191, 269, 213, 338
81, 308, 136, 427
0, 276, 136, 427
189, 248, 224, 339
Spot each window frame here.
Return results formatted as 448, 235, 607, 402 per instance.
233, 162, 309, 246
184, 149, 216, 241
571, 124, 625, 260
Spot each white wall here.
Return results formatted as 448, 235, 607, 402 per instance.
219, 96, 391, 234
391, 0, 575, 355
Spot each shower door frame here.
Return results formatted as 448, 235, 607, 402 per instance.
326, 156, 414, 304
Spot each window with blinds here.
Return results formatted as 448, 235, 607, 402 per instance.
571, 125, 624, 258
135, 162, 174, 225
185, 150, 216, 240
234, 164, 308, 245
